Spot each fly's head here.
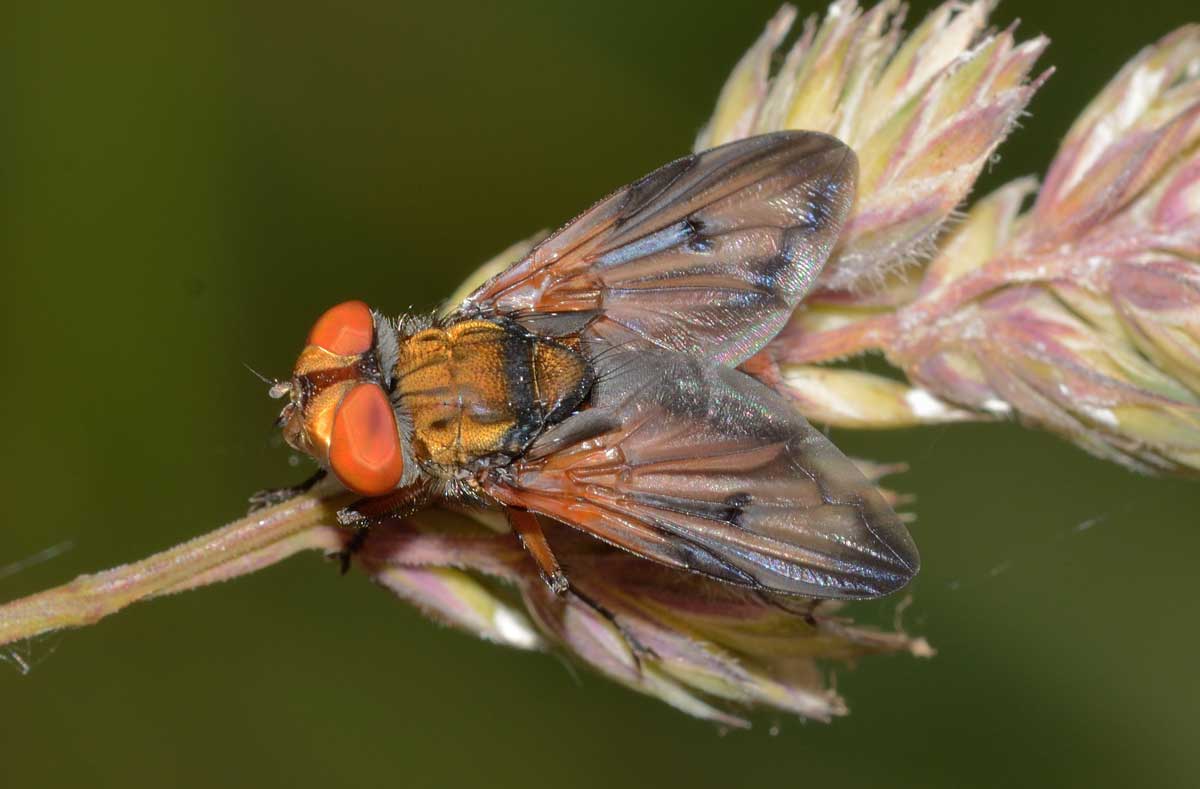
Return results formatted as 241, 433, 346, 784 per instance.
271, 300, 408, 497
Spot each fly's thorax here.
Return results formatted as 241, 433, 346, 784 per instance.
393, 317, 593, 474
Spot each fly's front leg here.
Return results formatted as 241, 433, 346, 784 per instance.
334, 482, 430, 573
248, 469, 327, 512
335, 484, 428, 528
507, 508, 569, 595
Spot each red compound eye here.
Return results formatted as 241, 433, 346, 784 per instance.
329, 383, 404, 496
307, 300, 374, 356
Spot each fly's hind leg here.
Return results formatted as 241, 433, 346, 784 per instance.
508, 509, 569, 595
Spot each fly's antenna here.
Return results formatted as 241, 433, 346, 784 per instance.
244, 362, 293, 400
243, 362, 280, 386
244, 362, 278, 387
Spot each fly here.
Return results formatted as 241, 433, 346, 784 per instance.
269, 131, 919, 599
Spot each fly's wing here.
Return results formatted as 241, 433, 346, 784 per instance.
482, 349, 919, 599
457, 132, 856, 366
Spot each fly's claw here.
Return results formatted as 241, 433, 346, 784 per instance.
335, 506, 370, 528
247, 470, 327, 514
544, 570, 570, 596
247, 487, 297, 513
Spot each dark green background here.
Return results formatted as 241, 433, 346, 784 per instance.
2, 2, 1198, 787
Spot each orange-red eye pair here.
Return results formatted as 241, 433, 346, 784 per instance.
306, 301, 404, 497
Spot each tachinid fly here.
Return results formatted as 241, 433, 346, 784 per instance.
268, 131, 919, 599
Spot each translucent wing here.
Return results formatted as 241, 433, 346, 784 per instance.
457, 131, 856, 366
482, 349, 919, 599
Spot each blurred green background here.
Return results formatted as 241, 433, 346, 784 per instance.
2, 1, 1198, 787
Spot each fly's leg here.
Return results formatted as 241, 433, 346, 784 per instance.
334, 483, 430, 573
338, 529, 369, 575
566, 584, 652, 671
335, 485, 428, 528
507, 509, 569, 595
248, 469, 327, 512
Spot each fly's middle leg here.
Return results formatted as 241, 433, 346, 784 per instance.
507, 508, 569, 595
